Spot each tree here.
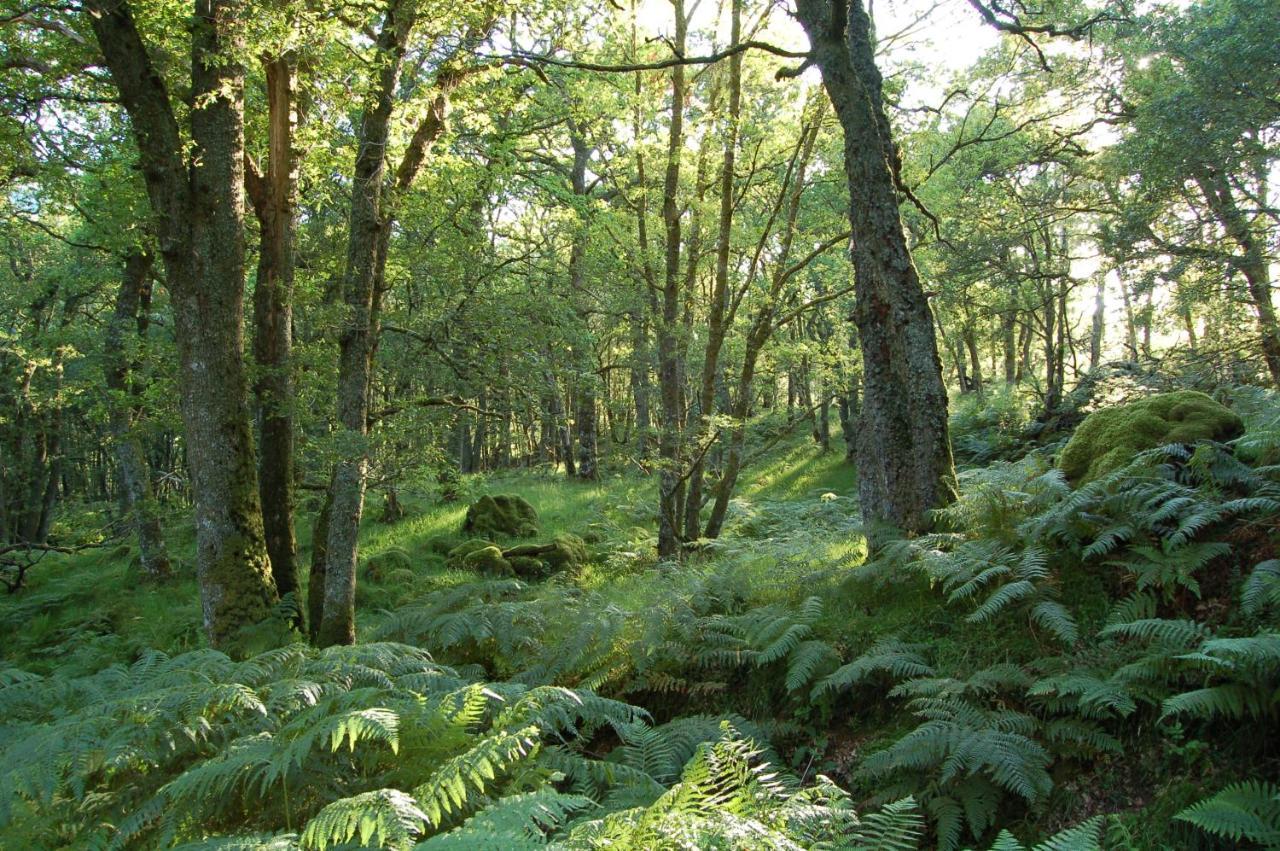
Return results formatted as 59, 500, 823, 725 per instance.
85, 0, 279, 649
794, 0, 958, 536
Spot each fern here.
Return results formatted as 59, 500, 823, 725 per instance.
299, 789, 427, 850
1174, 780, 1280, 846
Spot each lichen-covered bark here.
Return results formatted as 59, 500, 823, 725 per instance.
795, 0, 957, 537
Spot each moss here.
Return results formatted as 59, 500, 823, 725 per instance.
461, 545, 513, 575
508, 555, 546, 577
427, 535, 462, 556
462, 494, 540, 539
364, 547, 413, 582
545, 533, 590, 570
446, 538, 498, 568
1058, 390, 1244, 484
385, 568, 416, 585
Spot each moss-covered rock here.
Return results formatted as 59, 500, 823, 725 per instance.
446, 538, 498, 568
508, 555, 546, 577
428, 535, 462, 556
386, 568, 416, 585
544, 533, 589, 570
364, 547, 413, 582
1058, 390, 1245, 484
461, 545, 513, 575
462, 494, 539, 539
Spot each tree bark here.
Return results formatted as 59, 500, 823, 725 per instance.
105, 250, 172, 579
655, 0, 687, 561
1089, 275, 1105, 371
86, 0, 279, 649
795, 0, 957, 537
316, 0, 416, 647
246, 55, 300, 607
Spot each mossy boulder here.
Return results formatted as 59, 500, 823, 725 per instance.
1059, 390, 1244, 484
364, 547, 413, 582
544, 533, 589, 570
386, 568, 416, 585
428, 535, 462, 556
461, 546, 513, 576
462, 494, 539, 539
446, 538, 498, 568
500, 533, 590, 576
508, 555, 547, 577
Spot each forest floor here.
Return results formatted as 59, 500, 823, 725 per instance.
3, 405, 1276, 848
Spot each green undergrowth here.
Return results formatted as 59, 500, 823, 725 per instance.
4, 393, 1280, 848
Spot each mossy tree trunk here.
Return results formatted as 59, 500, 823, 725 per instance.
795, 0, 957, 537
245, 55, 300, 607
105, 250, 172, 579
316, 0, 416, 647
87, 0, 279, 649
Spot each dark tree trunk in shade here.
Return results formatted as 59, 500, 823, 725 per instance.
567, 130, 599, 480
86, 0, 279, 649
795, 0, 957, 537
105, 250, 172, 579
245, 55, 300, 607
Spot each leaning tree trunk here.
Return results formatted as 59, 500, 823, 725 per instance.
247, 55, 300, 605
795, 0, 956, 537
1195, 170, 1280, 387
87, 0, 279, 650
105, 250, 172, 579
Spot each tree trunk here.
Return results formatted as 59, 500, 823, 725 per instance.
246, 55, 300, 606
87, 0, 279, 650
684, 0, 742, 542
316, 0, 416, 647
1089, 275, 1105, 371
105, 250, 172, 579
567, 131, 599, 480
656, 0, 687, 561
1194, 170, 1280, 386
796, 0, 956, 537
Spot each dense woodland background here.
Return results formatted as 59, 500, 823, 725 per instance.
2, 0, 1279, 846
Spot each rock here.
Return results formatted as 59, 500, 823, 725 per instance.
446, 538, 498, 568
364, 547, 413, 582
1058, 390, 1245, 484
544, 533, 589, 570
386, 568, 416, 585
428, 535, 462, 556
462, 545, 513, 575
508, 556, 546, 577
462, 494, 540, 539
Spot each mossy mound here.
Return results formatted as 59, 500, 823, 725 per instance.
427, 535, 462, 556
508, 556, 546, 577
1058, 390, 1244, 484
462, 494, 539, 539
364, 548, 414, 582
446, 538, 499, 568
461, 546, 513, 576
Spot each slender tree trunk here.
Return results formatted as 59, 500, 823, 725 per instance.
1089, 275, 1105, 371
317, 1, 415, 647
796, 0, 956, 537
105, 251, 172, 579
656, 0, 687, 561
565, 131, 600, 480
246, 55, 300, 606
